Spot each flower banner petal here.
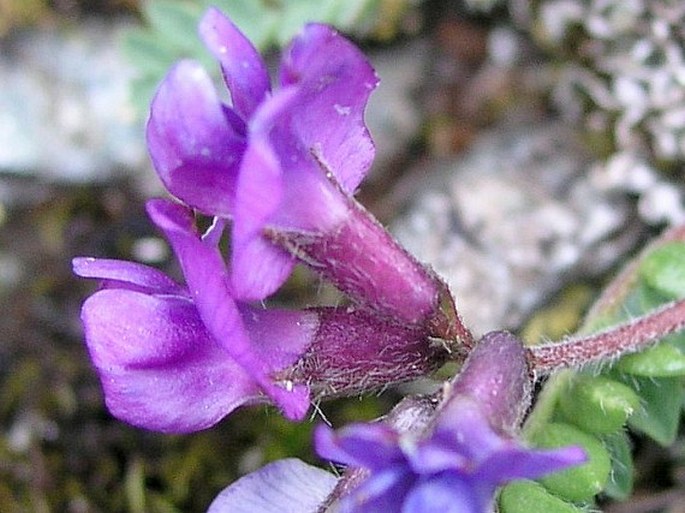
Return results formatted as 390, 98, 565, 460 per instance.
279, 23, 378, 193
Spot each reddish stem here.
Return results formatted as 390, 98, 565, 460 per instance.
528, 298, 685, 373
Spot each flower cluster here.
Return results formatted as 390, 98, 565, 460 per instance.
74, 6, 685, 513
74, 7, 458, 433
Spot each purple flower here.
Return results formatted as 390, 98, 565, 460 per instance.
315, 398, 584, 513
74, 198, 450, 432
146, 7, 377, 301
73, 199, 314, 431
314, 332, 587, 512
146, 8, 465, 336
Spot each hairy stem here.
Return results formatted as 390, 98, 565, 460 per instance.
528, 298, 685, 374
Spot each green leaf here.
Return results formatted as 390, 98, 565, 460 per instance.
639, 242, 685, 299
616, 341, 685, 377
622, 375, 685, 446
558, 375, 640, 434
532, 422, 611, 502
143, 0, 205, 54
499, 480, 584, 513
580, 284, 660, 334
602, 431, 634, 500
121, 28, 178, 76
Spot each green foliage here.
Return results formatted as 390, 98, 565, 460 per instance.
499, 480, 585, 513
122, 0, 383, 116
640, 242, 685, 298
623, 375, 684, 446
602, 432, 634, 501
615, 338, 685, 376
531, 422, 611, 502
558, 375, 640, 435
500, 235, 685, 513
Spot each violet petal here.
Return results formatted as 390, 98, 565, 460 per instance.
238, 307, 319, 371
315, 424, 405, 471
401, 474, 482, 513
338, 468, 414, 513
72, 257, 184, 295
81, 289, 260, 433
477, 445, 587, 484
432, 397, 508, 464
199, 7, 270, 119
279, 23, 378, 193
207, 459, 337, 513
146, 199, 310, 419
231, 127, 294, 300
146, 60, 245, 216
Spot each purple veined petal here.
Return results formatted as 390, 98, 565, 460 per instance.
72, 257, 185, 295
145, 199, 249, 353
231, 235, 295, 301
337, 467, 414, 513
146, 60, 245, 216
81, 289, 261, 433
432, 397, 508, 464
315, 423, 405, 470
279, 23, 379, 193
146, 199, 310, 420
409, 440, 469, 476
199, 7, 271, 120
401, 474, 484, 513
207, 459, 337, 513
476, 444, 587, 485
236, 84, 349, 234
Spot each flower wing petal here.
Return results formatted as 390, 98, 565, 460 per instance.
315, 423, 405, 470
146, 199, 310, 419
72, 257, 184, 295
476, 445, 587, 484
146, 60, 244, 216
232, 123, 295, 300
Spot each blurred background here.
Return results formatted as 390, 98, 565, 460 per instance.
1, 1, 684, 511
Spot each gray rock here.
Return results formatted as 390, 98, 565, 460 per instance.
0, 19, 147, 182
392, 119, 640, 335
0, 20, 423, 187
367, 41, 426, 172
